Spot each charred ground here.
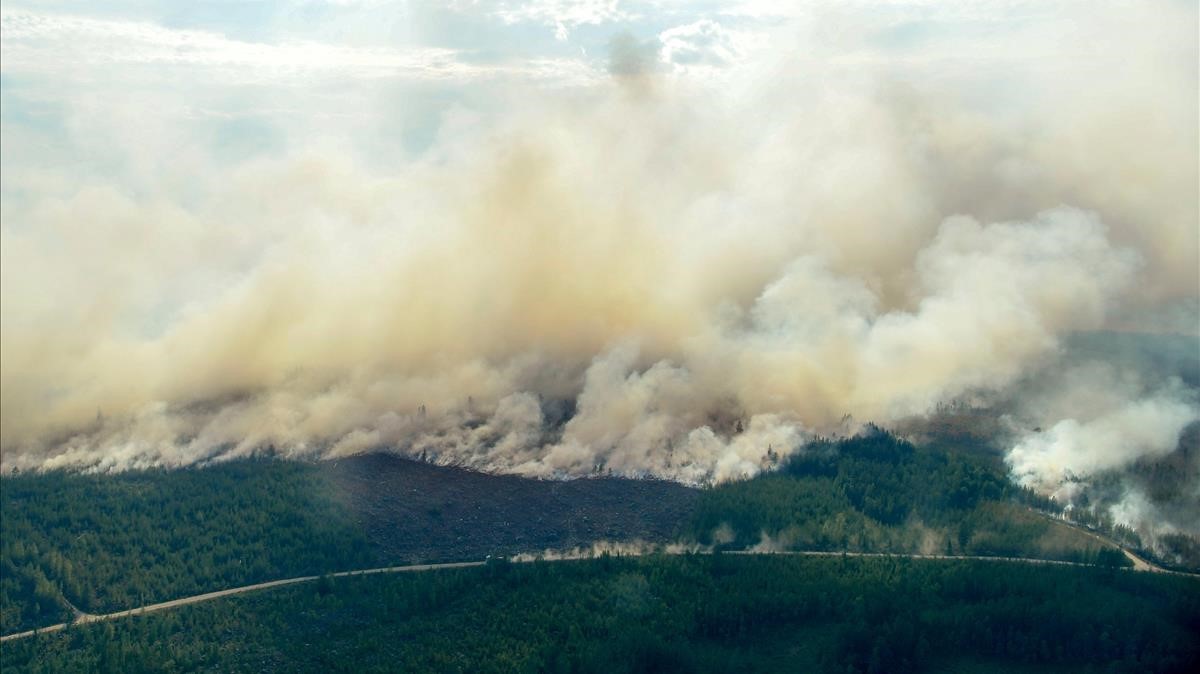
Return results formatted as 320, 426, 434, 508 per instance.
320, 453, 699, 563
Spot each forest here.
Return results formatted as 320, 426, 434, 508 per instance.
0, 431, 1143, 636
1, 459, 376, 633
688, 428, 1130, 564
2, 554, 1197, 673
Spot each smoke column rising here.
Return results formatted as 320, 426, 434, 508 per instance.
1, 1, 1196, 510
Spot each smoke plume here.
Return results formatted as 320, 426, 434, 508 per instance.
2, 0, 1197, 530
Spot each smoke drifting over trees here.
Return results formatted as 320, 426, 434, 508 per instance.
1, 3, 1196, 541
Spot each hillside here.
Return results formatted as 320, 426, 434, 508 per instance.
3, 431, 1149, 639
0, 456, 697, 634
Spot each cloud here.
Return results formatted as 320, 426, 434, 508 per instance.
659, 19, 754, 70
487, 0, 638, 40
0, 8, 599, 85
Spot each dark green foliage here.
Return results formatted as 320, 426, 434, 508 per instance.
0, 458, 374, 633
1094, 548, 1132, 568
0, 433, 1181, 672
0, 557, 67, 633
1, 454, 698, 634
1, 556, 1196, 673
690, 429, 1114, 562
783, 427, 1007, 522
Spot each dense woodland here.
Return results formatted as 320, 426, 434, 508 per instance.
0, 431, 1143, 635
689, 428, 1125, 565
0, 454, 696, 635
1, 460, 375, 633
2, 555, 1197, 673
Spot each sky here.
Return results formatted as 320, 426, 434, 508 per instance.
1, 1, 1198, 547
5, 0, 1192, 197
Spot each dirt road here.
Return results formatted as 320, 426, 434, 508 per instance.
0, 561, 483, 643
1023, 508, 1198, 575
3, 547, 1193, 644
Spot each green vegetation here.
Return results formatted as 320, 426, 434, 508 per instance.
690, 428, 1121, 564
2, 555, 1196, 673
2, 431, 1134, 636
1, 459, 374, 633
1, 434, 1189, 672
0, 454, 695, 635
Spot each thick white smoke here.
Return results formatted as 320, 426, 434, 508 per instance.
1007, 388, 1198, 500
0, 203, 1157, 480
1004, 360, 1199, 549
1, 2, 1196, 493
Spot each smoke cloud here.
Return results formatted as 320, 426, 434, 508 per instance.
1, 0, 1197, 522
1007, 388, 1197, 499
1003, 355, 1200, 554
